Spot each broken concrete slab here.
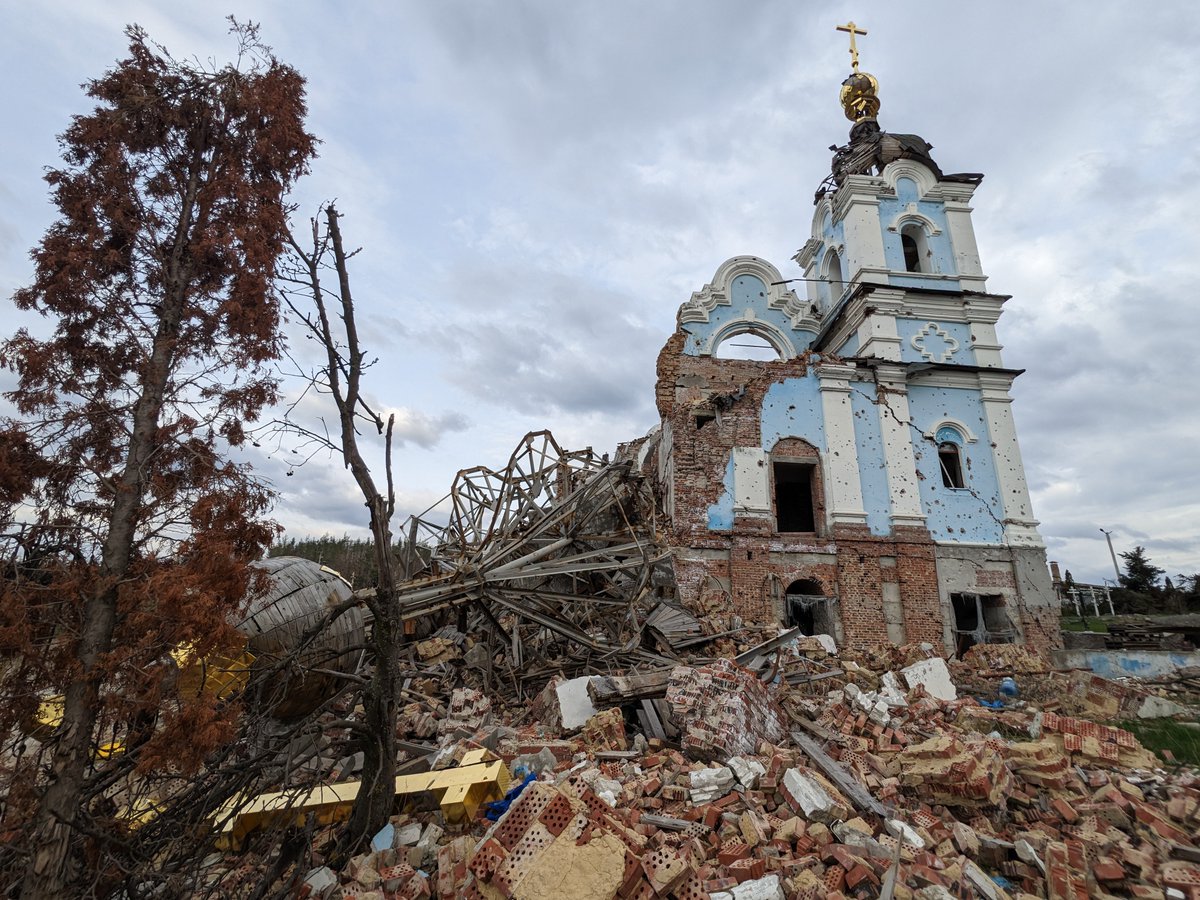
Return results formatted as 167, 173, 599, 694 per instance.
727, 755, 766, 791
781, 768, 840, 822
901, 657, 958, 701
690, 765, 736, 803
555, 676, 599, 731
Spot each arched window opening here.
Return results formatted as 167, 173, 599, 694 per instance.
713, 331, 782, 361
823, 250, 844, 305
901, 223, 931, 273
901, 233, 921, 272
939, 442, 964, 489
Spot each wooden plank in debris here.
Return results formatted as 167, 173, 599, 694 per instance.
733, 626, 804, 667
791, 716, 845, 745
635, 708, 653, 737
791, 731, 889, 819
638, 813, 698, 832
640, 699, 667, 741
653, 699, 679, 738
594, 750, 640, 761
646, 602, 704, 645
588, 670, 673, 706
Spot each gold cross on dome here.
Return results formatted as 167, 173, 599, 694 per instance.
836, 20, 868, 72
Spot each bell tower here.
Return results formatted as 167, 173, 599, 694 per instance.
796, 23, 1059, 649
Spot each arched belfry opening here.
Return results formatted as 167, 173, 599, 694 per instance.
901, 222, 931, 273
713, 330, 784, 361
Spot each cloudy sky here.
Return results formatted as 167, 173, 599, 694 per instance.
2, 2, 1197, 585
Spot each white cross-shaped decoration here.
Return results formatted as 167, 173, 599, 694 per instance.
910, 321, 959, 363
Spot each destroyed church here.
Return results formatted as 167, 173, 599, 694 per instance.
631, 55, 1060, 659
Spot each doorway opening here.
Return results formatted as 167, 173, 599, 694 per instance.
774, 462, 816, 533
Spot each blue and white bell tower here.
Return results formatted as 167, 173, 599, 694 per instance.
652, 23, 1060, 655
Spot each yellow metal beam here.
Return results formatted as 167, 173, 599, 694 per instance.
216, 749, 511, 849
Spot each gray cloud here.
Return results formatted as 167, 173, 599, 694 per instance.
3, 2, 1199, 581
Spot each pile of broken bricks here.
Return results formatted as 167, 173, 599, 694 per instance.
216, 643, 1199, 900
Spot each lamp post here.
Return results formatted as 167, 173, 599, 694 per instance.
1099, 528, 1122, 584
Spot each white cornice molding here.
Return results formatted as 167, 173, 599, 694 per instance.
680, 255, 817, 335
831, 174, 887, 224
922, 417, 979, 444
795, 237, 824, 271
881, 159, 939, 197
926, 180, 979, 204
886, 202, 943, 235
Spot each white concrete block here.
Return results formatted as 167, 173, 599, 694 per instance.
690, 765, 735, 803
885, 818, 926, 850
781, 768, 834, 819
731, 874, 785, 900
556, 676, 599, 730
727, 756, 766, 790
901, 657, 958, 701
302, 866, 338, 899
394, 822, 422, 846
813, 633, 838, 654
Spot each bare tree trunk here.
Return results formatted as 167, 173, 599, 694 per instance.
289, 205, 402, 858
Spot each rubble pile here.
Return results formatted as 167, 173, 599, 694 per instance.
203, 637, 1199, 900
25, 432, 1193, 898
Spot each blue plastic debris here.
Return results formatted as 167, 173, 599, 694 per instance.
484, 772, 537, 821
975, 698, 1005, 709
370, 822, 394, 853
999, 677, 1020, 699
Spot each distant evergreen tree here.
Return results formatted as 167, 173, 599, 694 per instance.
1119, 546, 1164, 595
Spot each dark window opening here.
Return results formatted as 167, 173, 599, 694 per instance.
951, 592, 1015, 658
939, 442, 964, 489
902, 233, 921, 272
695, 413, 715, 430
774, 462, 816, 532
784, 579, 836, 637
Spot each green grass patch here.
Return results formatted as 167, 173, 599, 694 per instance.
1060, 616, 1109, 633
1119, 719, 1200, 766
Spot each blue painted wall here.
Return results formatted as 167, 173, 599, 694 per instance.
706, 454, 736, 531
878, 176, 960, 286
681, 274, 815, 357
896, 318, 975, 366
849, 384, 892, 535
760, 377, 826, 454
906, 385, 1003, 543
837, 331, 860, 356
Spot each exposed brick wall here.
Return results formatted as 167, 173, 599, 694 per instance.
976, 570, 1016, 588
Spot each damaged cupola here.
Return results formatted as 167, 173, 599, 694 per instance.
650, 22, 1061, 657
